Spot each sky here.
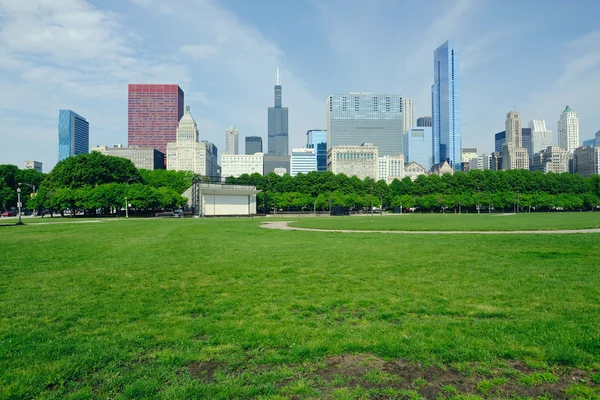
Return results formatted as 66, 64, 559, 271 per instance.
1, 0, 599, 172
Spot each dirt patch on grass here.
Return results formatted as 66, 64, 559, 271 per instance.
187, 353, 599, 398
188, 360, 220, 383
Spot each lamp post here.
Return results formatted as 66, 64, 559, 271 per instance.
16, 187, 23, 225
125, 197, 129, 218
18, 182, 36, 220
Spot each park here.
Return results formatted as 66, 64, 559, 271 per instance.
1, 213, 599, 399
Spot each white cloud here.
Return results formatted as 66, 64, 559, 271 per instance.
179, 44, 220, 60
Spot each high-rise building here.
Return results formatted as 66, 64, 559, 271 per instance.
529, 146, 569, 174
505, 111, 522, 148
432, 40, 461, 170
502, 111, 529, 170
225, 126, 239, 155
522, 128, 532, 158
268, 66, 289, 156
92, 145, 165, 170
529, 120, 553, 155
558, 106, 579, 153
24, 161, 42, 173
583, 139, 596, 148
245, 136, 263, 155
327, 93, 405, 156
327, 143, 378, 180
596, 130, 600, 145
378, 156, 405, 184
573, 146, 600, 178
402, 98, 414, 134
417, 116, 433, 127
290, 148, 317, 176
221, 153, 264, 178
128, 84, 184, 157
404, 127, 433, 170
494, 131, 506, 154
306, 129, 327, 172
166, 106, 217, 177
263, 156, 290, 175
461, 148, 478, 163
58, 110, 89, 162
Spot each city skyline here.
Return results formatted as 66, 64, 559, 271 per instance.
1, 0, 600, 170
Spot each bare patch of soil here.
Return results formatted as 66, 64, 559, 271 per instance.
188, 360, 220, 383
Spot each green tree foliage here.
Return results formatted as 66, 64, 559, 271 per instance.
0, 165, 46, 210
43, 152, 141, 190
138, 169, 194, 194
227, 169, 600, 212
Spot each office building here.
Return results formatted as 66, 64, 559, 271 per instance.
326, 93, 406, 156
468, 154, 491, 171
490, 152, 502, 171
327, 143, 378, 180
583, 139, 596, 148
402, 98, 414, 134
522, 128, 532, 158
573, 146, 600, 178
417, 116, 432, 127
558, 106, 579, 153
263, 156, 290, 175
494, 131, 506, 154
306, 129, 327, 172
597, 130, 600, 145
432, 40, 461, 170
461, 148, 478, 163
202, 141, 219, 179
268, 66, 289, 156
245, 136, 263, 155
529, 146, 569, 174
290, 148, 317, 176
378, 155, 405, 184
502, 111, 529, 170
404, 162, 427, 181
128, 84, 184, 157
166, 106, 217, 177
274, 167, 287, 176
221, 153, 264, 178
529, 120, 553, 154
225, 126, 239, 155
58, 110, 89, 162
404, 127, 433, 170
92, 145, 165, 170
24, 161, 42, 173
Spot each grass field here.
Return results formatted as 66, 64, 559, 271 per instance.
1, 216, 600, 399
291, 212, 600, 231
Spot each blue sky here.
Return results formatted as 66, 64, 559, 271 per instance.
1, 0, 599, 171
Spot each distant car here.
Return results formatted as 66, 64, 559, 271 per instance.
2, 211, 15, 217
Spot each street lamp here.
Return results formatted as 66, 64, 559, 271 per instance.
125, 197, 129, 218
16, 187, 23, 225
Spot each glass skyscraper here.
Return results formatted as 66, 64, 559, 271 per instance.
128, 84, 184, 157
268, 67, 289, 156
306, 129, 327, 172
58, 110, 89, 162
245, 136, 263, 155
326, 93, 406, 157
404, 127, 434, 170
432, 41, 461, 170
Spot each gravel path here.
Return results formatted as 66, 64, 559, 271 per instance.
261, 221, 600, 234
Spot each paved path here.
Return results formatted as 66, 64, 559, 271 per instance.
261, 221, 600, 235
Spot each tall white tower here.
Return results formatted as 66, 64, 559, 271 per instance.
505, 111, 522, 148
528, 120, 553, 155
401, 98, 414, 134
225, 126, 239, 155
558, 106, 579, 153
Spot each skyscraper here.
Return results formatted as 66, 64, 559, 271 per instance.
494, 131, 506, 153
558, 106, 579, 153
402, 98, 414, 134
326, 93, 406, 156
225, 126, 239, 155
417, 116, 433, 127
432, 40, 461, 170
58, 110, 89, 162
245, 136, 263, 155
128, 84, 184, 157
505, 111, 522, 148
268, 66, 289, 156
502, 111, 529, 170
404, 127, 434, 170
306, 129, 327, 172
528, 120, 553, 155
166, 106, 216, 177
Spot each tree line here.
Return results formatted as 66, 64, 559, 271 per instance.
0, 152, 191, 216
226, 170, 600, 212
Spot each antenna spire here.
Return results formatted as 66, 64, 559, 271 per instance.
276, 65, 280, 86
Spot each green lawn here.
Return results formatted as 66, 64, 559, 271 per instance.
1, 218, 599, 399
291, 212, 600, 231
